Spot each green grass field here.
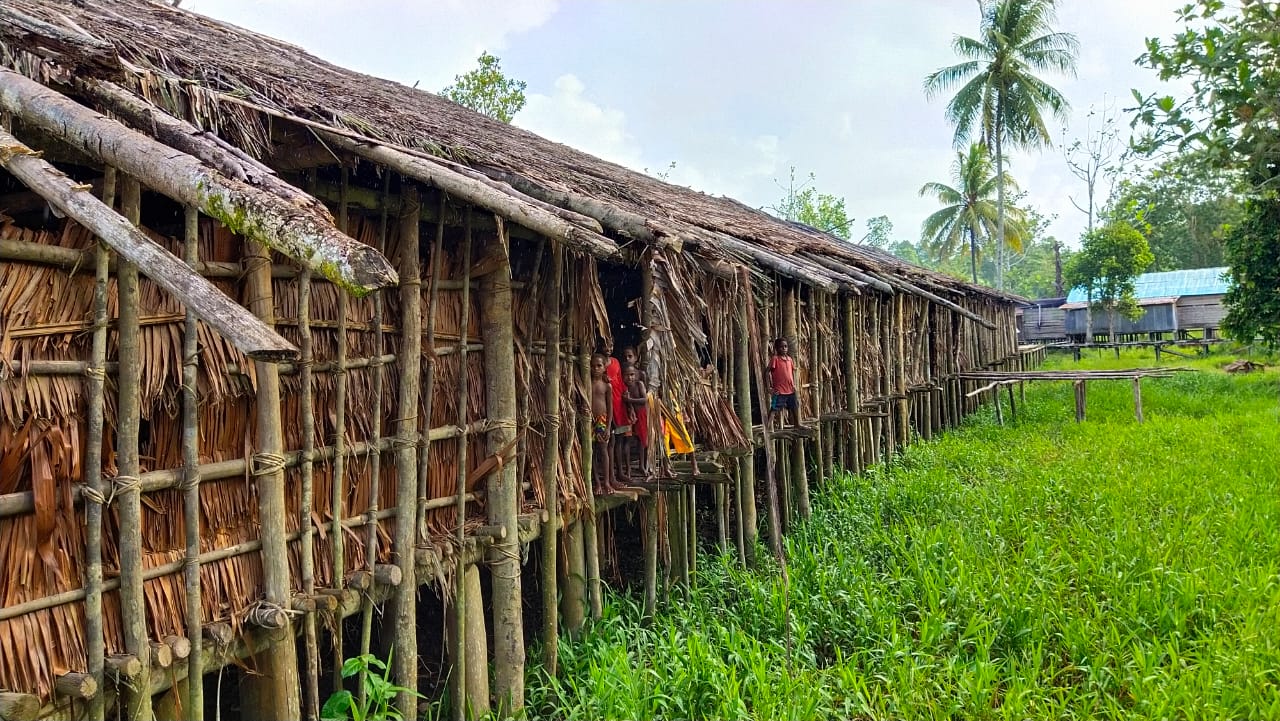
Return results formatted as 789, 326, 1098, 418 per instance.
526, 349, 1280, 720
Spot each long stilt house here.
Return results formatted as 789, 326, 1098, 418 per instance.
0, 2, 1026, 719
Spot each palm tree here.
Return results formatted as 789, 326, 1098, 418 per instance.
924, 0, 1078, 290
919, 143, 1025, 283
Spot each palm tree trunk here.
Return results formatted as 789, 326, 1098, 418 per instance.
995, 130, 1006, 291
968, 226, 978, 284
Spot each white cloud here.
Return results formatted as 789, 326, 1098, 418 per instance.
517, 74, 646, 171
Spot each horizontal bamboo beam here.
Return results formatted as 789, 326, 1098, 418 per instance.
0, 128, 299, 361
317, 131, 622, 260
0, 69, 396, 295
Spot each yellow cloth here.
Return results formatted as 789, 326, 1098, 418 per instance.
660, 399, 694, 455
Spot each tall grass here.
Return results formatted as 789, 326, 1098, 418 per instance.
526, 350, 1280, 720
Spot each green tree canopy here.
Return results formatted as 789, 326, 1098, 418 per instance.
919, 143, 1026, 283
1105, 150, 1245, 271
770, 168, 853, 240
1135, 0, 1280, 346
1065, 221, 1154, 341
924, 0, 1078, 290
441, 51, 527, 123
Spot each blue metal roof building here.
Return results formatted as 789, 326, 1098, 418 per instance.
1066, 267, 1230, 303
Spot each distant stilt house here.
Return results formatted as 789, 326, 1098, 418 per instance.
0, 2, 1028, 719
1015, 296, 1068, 343
1062, 267, 1230, 342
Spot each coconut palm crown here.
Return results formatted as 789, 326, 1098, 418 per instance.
923, 0, 1077, 289
920, 143, 1026, 283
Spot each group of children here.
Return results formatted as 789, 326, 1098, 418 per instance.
589, 335, 801, 496
590, 340, 649, 495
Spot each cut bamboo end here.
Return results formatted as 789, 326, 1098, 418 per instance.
373, 564, 403, 587
203, 623, 234, 647
55, 672, 99, 700
245, 604, 290, 630
105, 654, 143, 682
164, 635, 192, 661
0, 693, 40, 721
474, 524, 507, 540
149, 640, 174, 669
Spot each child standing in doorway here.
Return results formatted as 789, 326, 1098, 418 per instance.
767, 337, 798, 429
590, 353, 616, 494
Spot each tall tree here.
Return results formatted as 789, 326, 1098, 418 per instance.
919, 143, 1025, 283
770, 167, 854, 240
1063, 100, 1125, 234
1135, 1, 1280, 346
1065, 221, 1154, 343
441, 51, 527, 123
924, 0, 1078, 290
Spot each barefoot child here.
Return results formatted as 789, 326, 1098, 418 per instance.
590, 353, 616, 494
766, 337, 798, 429
618, 364, 649, 479
621, 346, 649, 472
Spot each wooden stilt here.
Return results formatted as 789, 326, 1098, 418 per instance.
179, 205, 205, 721
245, 225, 302, 721
297, 258, 321, 721
81, 167, 113, 721
894, 295, 910, 448
415, 196, 446, 545
480, 216, 527, 717
1006, 382, 1016, 422
1074, 380, 1087, 422
878, 298, 894, 457
735, 300, 758, 566
445, 565, 490, 719
1133, 377, 1144, 423
329, 169, 350, 691
357, 175, 389, 704
451, 212, 475, 721
540, 241, 563, 674
116, 176, 152, 721
781, 284, 809, 519
740, 268, 787, 568
562, 511, 586, 633
390, 184, 422, 717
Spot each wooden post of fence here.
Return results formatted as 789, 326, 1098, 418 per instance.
1074, 380, 1087, 422
80, 168, 114, 721
1133, 377, 1144, 424
116, 176, 152, 721
540, 241, 563, 674
391, 183, 422, 718
244, 223, 302, 721
482, 216, 527, 717
178, 205, 206, 721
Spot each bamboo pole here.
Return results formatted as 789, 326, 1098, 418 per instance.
639, 253, 660, 615
244, 230, 302, 720
298, 259, 321, 721
735, 298, 759, 567
741, 269, 787, 567
180, 205, 205, 721
416, 196, 446, 544
391, 184, 423, 717
810, 290, 824, 485
878, 297, 895, 457
357, 175, 390, 705
116, 176, 152, 721
895, 294, 910, 447
581, 353, 604, 621
540, 241, 563, 675
782, 284, 809, 520
81, 167, 114, 721
843, 295, 861, 475
330, 167, 350, 692
451, 210, 476, 719
480, 218, 526, 717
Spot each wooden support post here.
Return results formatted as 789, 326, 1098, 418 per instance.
540, 242, 563, 674
1133, 377, 1144, 423
116, 176, 152, 721
0, 694, 39, 721
740, 268, 788, 567
296, 174, 323, 721
781, 284, 810, 519
446, 565, 490, 720
416, 197, 446, 544
809, 290, 824, 485
1074, 380, 1087, 422
565, 347, 589, 632
391, 184, 422, 717
357, 176, 390, 703
245, 231, 302, 721
735, 301, 759, 567
894, 294, 910, 448
480, 218, 526, 717
1006, 382, 1016, 422
451, 212, 475, 721
327, 170, 352, 692
878, 297, 894, 457
82, 168, 113, 721
178, 205, 205, 721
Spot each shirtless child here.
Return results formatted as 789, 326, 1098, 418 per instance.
590, 353, 617, 494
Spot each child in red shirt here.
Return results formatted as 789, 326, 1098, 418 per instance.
767, 337, 798, 429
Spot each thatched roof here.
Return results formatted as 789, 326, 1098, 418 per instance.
0, 0, 1018, 305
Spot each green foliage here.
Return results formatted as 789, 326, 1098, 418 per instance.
1134, 1, 1280, 190
919, 143, 1026, 283
862, 215, 894, 248
528, 353, 1280, 719
440, 52, 527, 123
322, 651, 422, 721
770, 167, 853, 240
1222, 199, 1280, 348
1106, 150, 1245, 271
1065, 221, 1154, 324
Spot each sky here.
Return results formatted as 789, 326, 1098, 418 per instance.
184, 0, 1190, 250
